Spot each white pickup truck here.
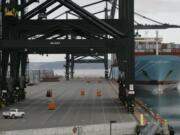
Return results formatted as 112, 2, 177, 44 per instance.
2, 109, 25, 119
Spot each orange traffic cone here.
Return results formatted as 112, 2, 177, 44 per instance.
97, 80, 102, 83
80, 88, 85, 96
96, 89, 102, 96
48, 100, 56, 110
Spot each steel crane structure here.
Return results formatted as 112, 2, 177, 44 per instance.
0, 0, 179, 111
64, 0, 180, 81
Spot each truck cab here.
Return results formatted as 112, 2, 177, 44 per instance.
2, 108, 25, 119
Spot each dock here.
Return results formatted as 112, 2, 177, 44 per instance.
0, 0, 178, 134
0, 79, 137, 135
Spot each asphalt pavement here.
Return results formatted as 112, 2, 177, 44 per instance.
0, 79, 135, 131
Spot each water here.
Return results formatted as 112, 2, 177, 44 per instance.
54, 69, 105, 78
136, 87, 180, 134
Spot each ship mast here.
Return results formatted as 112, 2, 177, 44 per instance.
156, 30, 159, 56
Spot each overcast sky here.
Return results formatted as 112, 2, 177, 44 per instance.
29, 0, 180, 62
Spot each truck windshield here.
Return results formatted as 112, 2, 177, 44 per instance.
9, 109, 16, 112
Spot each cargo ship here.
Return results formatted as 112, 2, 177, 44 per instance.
111, 36, 180, 94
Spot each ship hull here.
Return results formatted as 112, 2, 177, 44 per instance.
111, 55, 180, 94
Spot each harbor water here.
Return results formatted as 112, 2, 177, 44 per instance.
136, 86, 180, 134
54, 69, 105, 78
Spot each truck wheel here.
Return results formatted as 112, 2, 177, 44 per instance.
11, 115, 15, 119
4, 116, 7, 119
21, 114, 25, 118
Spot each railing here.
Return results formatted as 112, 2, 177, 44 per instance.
135, 49, 180, 56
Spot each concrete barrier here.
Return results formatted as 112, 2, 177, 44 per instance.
0, 122, 137, 135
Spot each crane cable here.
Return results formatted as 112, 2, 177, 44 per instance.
108, 1, 164, 25
134, 12, 164, 25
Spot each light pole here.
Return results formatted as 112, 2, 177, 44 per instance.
110, 120, 117, 135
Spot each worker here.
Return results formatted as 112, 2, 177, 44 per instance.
4, 0, 18, 17
126, 86, 135, 113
